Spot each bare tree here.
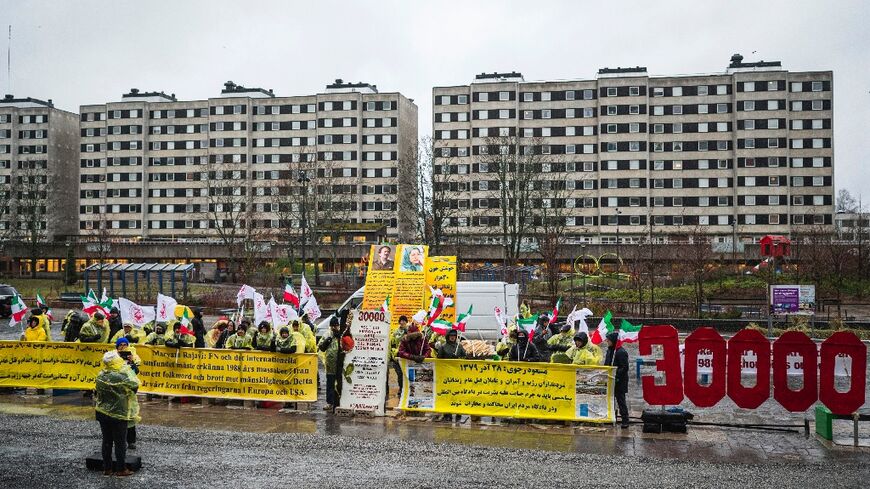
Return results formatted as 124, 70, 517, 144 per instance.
16, 161, 50, 278
533, 160, 574, 302
678, 222, 715, 318
481, 135, 549, 268
836, 188, 859, 213
279, 148, 356, 285
623, 238, 648, 317
415, 136, 460, 255
201, 161, 251, 282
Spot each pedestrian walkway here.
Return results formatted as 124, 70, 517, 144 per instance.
0, 390, 866, 465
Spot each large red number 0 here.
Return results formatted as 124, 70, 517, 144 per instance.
820, 331, 866, 415
639, 325, 683, 405
684, 328, 726, 407
772, 331, 817, 412
727, 329, 770, 409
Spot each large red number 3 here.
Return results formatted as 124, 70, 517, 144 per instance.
639, 325, 683, 405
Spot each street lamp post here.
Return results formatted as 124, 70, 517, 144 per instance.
298, 170, 311, 275
615, 208, 622, 282
581, 243, 587, 307
731, 217, 738, 274
649, 219, 655, 319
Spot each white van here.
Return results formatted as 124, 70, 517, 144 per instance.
316, 281, 519, 341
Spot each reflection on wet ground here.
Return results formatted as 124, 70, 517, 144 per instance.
1, 389, 867, 465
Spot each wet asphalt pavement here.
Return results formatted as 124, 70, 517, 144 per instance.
3, 317, 870, 487
0, 410, 867, 489
0, 393, 869, 489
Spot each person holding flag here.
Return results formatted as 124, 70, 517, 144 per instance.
79, 312, 110, 343
547, 323, 575, 361
605, 331, 631, 428
508, 327, 539, 362
435, 329, 466, 359
565, 332, 602, 366
20, 316, 47, 342
29, 308, 52, 342
397, 322, 431, 364
164, 321, 194, 348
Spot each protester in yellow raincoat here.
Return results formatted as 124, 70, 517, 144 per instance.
79, 312, 110, 343
110, 323, 144, 345
297, 320, 317, 353
94, 350, 139, 476
225, 323, 253, 349
275, 327, 297, 353
31, 308, 52, 341
289, 321, 308, 354
144, 323, 167, 346
565, 332, 603, 366
21, 316, 47, 342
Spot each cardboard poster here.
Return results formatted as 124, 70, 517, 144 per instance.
361, 244, 397, 310
339, 310, 390, 415
425, 256, 457, 324
389, 244, 428, 329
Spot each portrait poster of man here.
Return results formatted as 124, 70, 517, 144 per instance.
372, 245, 396, 271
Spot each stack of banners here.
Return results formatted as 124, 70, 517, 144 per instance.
0, 341, 317, 402
424, 256, 457, 324
399, 359, 615, 422
338, 310, 390, 415
361, 244, 398, 312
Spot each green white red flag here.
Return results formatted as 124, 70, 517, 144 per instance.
590, 310, 614, 345
454, 305, 472, 332
283, 283, 300, 308
81, 289, 109, 316
10, 294, 28, 326
548, 298, 562, 325
590, 310, 642, 347
517, 314, 539, 340
431, 319, 453, 336
426, 287, 453, 326
36, 292, 52, 321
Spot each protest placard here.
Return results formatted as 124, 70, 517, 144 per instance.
399, 359, 615, 422
0, 341, 317, 402
425, 256, 457, 324
338, 310, 390, 415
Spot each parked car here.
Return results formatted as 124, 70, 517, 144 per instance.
315, 281, 519, 341
0, 284, 21, 319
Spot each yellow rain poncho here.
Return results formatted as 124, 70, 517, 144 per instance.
94, 351, 141, 423
110, 325, 145, 345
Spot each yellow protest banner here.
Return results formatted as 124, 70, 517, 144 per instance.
425, 256, 457, 323
361, 244, 397, 310
0, 341, 110, 389
0, 341, 317, 402
390, 244, 429, 329
136, 347, 317, 401
399, 359, 614, 422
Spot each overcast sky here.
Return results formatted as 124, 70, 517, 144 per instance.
2, 0, 868, 197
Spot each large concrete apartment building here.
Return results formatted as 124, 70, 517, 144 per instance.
0, 95, 79, 242
432, 54, 834, 247
78, 80, 418, 241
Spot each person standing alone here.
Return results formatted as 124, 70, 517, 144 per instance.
94, 350, 140, 477
604, 332, 630, 428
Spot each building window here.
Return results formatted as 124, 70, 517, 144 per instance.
607, 87, 617, 97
